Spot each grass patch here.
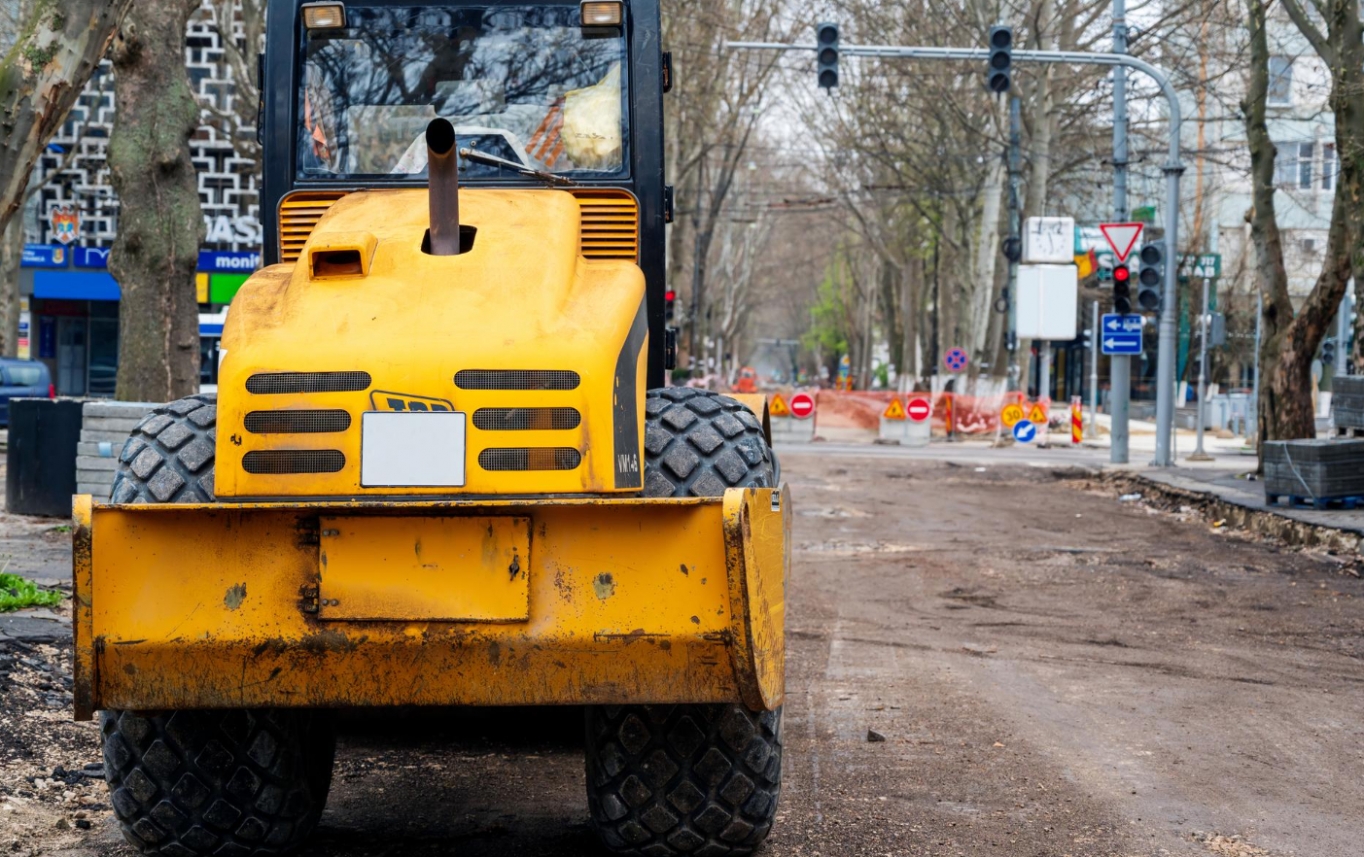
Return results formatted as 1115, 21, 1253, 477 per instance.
0, 572, 63, 612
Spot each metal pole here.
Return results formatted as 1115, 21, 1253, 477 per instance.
1110, 0, 1131, 464
1336, 285, 1352, 377
1006, 97, 1021, 392
1089, 299, 1099, 438
1153, 165, 1184, 465
1251, 290, 1262, 441
1189, 277, 1212, 460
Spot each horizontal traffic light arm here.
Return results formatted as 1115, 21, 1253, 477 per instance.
724, 41, 1182, 170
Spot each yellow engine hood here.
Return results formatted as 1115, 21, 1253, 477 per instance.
215, 188, 647, 498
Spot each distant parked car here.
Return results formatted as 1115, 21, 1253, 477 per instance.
0, 358, 54, 426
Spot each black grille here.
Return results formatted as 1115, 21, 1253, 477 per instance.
472, 408, 581, 431
245, 410, 351, 434
246, 372, 371, 394
478, 447, 581, 471
242, 450, 346, 474
454, 370, 579, 391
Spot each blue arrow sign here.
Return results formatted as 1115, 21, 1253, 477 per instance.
1101, 314, 1144, 354
1012, 419, 1037, 443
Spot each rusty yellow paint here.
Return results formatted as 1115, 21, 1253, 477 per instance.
317, 515, 530, 621
71, 494, 95, 721
727, 393, 772, 445
217, 187, 646, 499
72, 487, 787, 718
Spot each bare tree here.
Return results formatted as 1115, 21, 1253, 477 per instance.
0, 0, 132, 237
108, 0, 205, 401
1242, 0, 1351, 463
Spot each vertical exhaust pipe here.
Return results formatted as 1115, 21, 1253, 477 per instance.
426, 118, 461, 256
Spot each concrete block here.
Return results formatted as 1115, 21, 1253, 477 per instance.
79, 430, 135, 445
82, 401, 159, 420
76, 455, 119, 472
77, 469, 115, 488
77, 441, 122, 458
77, 484, 113, 499
81, 417, 145, 434
770, 418, 815, 444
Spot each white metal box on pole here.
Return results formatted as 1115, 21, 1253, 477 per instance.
1016, 264, 1078, 340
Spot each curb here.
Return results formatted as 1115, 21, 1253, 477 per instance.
1106, 471, 1363, 554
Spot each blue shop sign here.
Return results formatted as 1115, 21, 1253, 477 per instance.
21, 244, 67, 268
198, 251, 261, 272
74, 246, 111, 268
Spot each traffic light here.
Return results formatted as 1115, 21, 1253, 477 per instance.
987, 25, 1012, 93
1322, 337, 1336, 366
664, 288, 676, 322
1137, 240, 1164, 312
1112, 263, 1132, 314
816, 23, 839, 89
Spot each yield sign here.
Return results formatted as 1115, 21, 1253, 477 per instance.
1098, 222, 1144, 262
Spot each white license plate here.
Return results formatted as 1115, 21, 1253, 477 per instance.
360, 411, 466, 487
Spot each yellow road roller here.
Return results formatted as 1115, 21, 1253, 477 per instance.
71, 1, 788, 854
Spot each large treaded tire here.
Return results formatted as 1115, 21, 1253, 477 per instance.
642, 388, 773, 497
102, 395, 335, 856
102, 709, 335, 856
585, 704, 782, 856
109, 394, 217, 503
585, 388, 782, 856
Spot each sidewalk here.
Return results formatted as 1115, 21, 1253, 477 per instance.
1139, 467, 1364, 536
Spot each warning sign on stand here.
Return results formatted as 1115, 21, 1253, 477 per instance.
882, 398, 906, 420
769, 394, 790, 418
1028, 403, 1049, 425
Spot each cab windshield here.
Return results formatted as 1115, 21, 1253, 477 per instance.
297, 4, 628, 180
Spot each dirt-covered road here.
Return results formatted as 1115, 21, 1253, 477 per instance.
4, 454, 1362, 857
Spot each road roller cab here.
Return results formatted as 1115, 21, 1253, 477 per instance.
73, 2, 789, 855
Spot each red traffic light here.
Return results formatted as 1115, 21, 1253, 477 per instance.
664, 289, 676, 302
1112, 265, 1130, 283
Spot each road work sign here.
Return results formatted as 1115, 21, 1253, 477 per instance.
1012, 419, 1037, 443
882, 398, 906, 420
1000, 403, 1025, 427
769, 394, 790, 417
1099, 222, 1143, 262
906, 397, 931, 422
790, 392, 815, 419
1100, 313, 1143, 355
1028, 403, 1048, 425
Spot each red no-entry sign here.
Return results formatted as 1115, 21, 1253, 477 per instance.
790, 392, 815, 419
906, 397, 931, 422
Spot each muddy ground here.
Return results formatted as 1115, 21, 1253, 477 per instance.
3, 454, 1362, 857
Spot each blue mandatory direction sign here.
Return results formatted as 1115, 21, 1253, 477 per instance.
1012, 419, 1037, 443
1100, 313, 1143, 355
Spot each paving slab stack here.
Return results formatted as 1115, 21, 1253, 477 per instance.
1262, 376, 1364, 507
1333, 375, 1364, 430
76, 401, 159, 499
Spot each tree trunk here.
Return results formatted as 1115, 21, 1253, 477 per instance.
107, 0, 203, 402
0, 218, 25, 356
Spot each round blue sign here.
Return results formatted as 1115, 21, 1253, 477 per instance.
944, 347, 969, 373
1012, 419, 1037, 443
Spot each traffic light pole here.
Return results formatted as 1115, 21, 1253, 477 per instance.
1007, 96, 1021, 392
1110, 0, 1131, 464
725, 38, 1186, 465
